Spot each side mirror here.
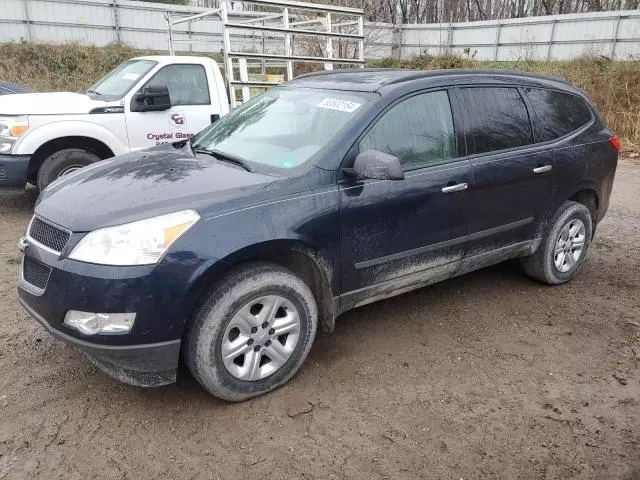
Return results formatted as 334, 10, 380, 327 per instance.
343, 149, 404, 181
131, 85, 171, 112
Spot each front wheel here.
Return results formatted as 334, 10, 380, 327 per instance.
37, 148, 101, 191
522, 201, 593, 285
184, 263, 318, 401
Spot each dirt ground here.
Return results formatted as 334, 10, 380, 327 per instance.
0, 159, 638, 480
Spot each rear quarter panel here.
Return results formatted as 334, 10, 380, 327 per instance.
549, 122, 617, 222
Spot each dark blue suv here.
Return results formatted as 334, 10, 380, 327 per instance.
18, 69, 619, 400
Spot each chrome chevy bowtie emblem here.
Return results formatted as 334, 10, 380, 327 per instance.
18, 236, 29, 253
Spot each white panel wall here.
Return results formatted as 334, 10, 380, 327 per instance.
0, 0, 638, 61
398, 10, 639, 61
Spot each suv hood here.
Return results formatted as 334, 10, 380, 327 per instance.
35, 143, 277, 231
0, 92, 113, 115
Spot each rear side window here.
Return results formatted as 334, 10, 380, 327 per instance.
359, 90, 456, 169
524, 88, 592, 142
459, 87, 534, 155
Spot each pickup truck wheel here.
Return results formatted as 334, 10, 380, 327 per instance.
522, 201, 593, 285
37, 148, 101, 190
185, 262, 318, 401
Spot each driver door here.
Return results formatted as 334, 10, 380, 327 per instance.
125, 63, 213, 151
338, 90, 472, 308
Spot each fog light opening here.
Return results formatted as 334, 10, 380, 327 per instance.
63, 311, 136, 335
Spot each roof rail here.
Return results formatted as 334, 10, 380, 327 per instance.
383, 68, 571, 85
295, 67, 571, 86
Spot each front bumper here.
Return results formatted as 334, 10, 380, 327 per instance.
17, 226, 210, 387
20, 298, 180, 386
0, 153, 30, 188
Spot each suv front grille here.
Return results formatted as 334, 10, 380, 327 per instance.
29, 217, 70, 253
22, 256, 52, 291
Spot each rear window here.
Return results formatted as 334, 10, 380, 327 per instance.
459, 87, 534, 155
524, 88, 592, 142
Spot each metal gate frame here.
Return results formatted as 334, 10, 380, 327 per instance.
166, 0, 365, 108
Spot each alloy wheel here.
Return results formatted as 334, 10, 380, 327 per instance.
221, 295, 301, 381
57, 165, 84, 178
553, 218, 586, 273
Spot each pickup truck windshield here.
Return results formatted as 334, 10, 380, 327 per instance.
192, 87, 376, 171
86, 60, 157, 101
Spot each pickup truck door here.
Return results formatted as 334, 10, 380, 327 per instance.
125, 63, 218, 151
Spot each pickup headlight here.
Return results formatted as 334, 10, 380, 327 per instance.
0, 115, 29, 153
69, 210, 200, 266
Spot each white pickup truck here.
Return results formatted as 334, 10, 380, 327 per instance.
0, 55, 229, 190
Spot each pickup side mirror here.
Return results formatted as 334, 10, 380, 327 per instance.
131, 85, 171, 112
343, 149, 404, 181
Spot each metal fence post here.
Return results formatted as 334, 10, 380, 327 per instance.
493, 22, 501, 61
22, 0, 32, 42
166, 12, 174, 55
261, 27, 266, 74
391, 24, 402, 60
112, 0, 121, 44
283, 7, 293, 80
610, 14, 622, 59
238, 58, 250, 102
546, 19, 557, 61
324, 12, 333, 70
357, 14, 364, 67
220, 1, 236, 108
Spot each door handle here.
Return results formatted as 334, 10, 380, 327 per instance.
441, 183, 468, 193
533, 165, 552, 174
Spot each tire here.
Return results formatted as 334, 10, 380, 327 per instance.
522, 201, 593, 285
184, 262, 318, 401
37, 148, 102, 191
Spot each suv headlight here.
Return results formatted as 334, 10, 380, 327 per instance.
69, 210, 200, 266
0, 115, 29, 153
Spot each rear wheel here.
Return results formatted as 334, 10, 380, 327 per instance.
185, 263, 318, 401
522, 201, 593, 285
37, 148, 101, 190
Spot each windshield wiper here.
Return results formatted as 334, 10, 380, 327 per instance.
86, 89, 102, 96
193, 147, 254, 173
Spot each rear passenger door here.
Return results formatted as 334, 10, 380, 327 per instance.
521, 87, 596, 210
455, 86, 554, 259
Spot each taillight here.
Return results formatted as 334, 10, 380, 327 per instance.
609, 135, 621, 153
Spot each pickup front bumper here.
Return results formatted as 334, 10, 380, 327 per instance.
0, 153, 30, 188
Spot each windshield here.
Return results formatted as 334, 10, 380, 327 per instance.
192, 88, 376, 170
87, 60, 157, 100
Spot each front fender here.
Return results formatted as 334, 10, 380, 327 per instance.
198, 187, 340, 286
12, 119, 128, 156
168, 186, 341, 327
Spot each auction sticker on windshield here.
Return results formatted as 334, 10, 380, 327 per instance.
317, 98, 361, 113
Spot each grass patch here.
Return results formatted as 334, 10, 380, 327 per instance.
0, 42, 221, 92
1, 43, 638, 149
